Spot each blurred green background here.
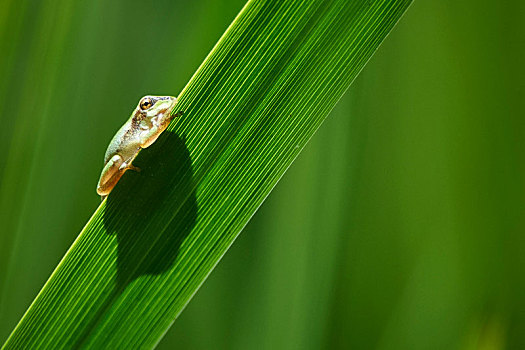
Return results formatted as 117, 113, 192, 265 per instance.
1, 0, 523, 349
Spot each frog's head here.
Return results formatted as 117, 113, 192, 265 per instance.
136, 95, 178, 121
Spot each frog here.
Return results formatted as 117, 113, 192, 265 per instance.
96, 95, 183, 199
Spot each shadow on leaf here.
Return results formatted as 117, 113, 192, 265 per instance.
103, 131, 197, 291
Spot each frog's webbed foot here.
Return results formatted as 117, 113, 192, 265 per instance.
126, 163, 141, 172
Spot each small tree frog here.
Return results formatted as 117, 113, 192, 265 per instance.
96, 95, 182, 199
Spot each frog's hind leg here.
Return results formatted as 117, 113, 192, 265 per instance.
97, 154, 127, 197
97, 153, 144, 198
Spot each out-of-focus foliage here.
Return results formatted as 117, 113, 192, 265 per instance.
0, 0, 523, 349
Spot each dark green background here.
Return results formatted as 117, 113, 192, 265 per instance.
0, 0, 523, 348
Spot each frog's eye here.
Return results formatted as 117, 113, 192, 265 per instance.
140, 98, 154, 110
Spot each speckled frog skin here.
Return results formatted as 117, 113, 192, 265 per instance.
96, 95, 182, 199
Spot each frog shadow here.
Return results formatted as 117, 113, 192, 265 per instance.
103, 132, 197, 292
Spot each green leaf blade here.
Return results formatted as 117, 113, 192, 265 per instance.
3, 0, 411, 348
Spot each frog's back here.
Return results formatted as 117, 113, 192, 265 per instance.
103, 120, 140, 163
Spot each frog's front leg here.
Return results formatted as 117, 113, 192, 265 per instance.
139, 123, 168, 148
139, 125, 160, 148
139, 111, 182, 148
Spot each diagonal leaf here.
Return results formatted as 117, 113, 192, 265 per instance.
3, 0, 412, 348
